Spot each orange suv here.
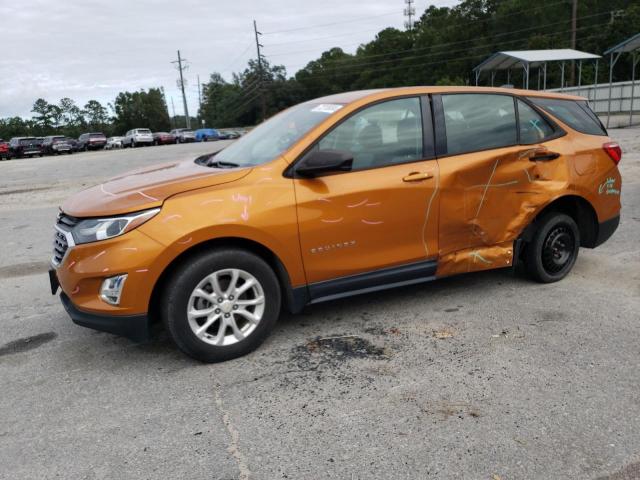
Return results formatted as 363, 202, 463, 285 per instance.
49, 87, 622, 362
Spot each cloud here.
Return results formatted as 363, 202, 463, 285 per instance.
1, 0, 457, 118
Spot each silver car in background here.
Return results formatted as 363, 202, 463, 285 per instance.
105, 136, 124, 149
170, 128, 196, 143
123, 128, 154, 147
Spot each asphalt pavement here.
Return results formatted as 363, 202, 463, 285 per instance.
0, 133, 638, 480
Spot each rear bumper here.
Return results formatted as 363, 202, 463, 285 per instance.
60, 292, 151, 342
594, 214, 620, 247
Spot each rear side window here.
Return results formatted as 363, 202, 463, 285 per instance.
528, 97, 606, 136
517, 100, 555, 144
441, 94, 516, 155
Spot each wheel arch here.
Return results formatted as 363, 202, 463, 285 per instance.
148, 237, 307, 324
520, 194, 599, 248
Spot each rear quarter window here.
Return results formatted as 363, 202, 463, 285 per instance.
528, 97, 606, 136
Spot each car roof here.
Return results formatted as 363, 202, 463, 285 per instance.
310, 86, 587, 105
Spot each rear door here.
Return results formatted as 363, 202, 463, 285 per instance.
432, 92, 559, 276
293, 96, 440, 290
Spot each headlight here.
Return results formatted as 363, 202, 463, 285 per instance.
71, 208, 160, 244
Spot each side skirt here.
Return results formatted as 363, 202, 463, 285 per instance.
293, 259, 438, 307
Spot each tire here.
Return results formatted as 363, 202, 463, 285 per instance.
525, 212, 580, 283
162, 249, 281, 363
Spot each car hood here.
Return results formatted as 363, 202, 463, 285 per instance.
62, 160, 251, 217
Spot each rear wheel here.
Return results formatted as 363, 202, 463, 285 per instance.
525, 212, 579, 283
162, 249, 281, 363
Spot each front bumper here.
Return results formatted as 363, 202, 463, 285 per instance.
60, 292, 150, 342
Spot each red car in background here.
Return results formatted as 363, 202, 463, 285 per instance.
0, 139, 9, 160
152, 131, 176, 145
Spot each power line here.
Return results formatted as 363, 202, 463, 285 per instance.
262, 10, 402, 35
274, 10, 614, 70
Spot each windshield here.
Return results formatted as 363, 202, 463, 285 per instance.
211, 102, 344, 167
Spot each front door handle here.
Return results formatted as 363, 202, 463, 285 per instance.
403, 171, 434, 182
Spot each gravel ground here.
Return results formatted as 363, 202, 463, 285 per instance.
0, 133, 638, 480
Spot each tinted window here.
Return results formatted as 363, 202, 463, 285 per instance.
517, 100, 555, 144
528, 97, 606, 136
318, 97, 423, 171
441, 94, 516, 155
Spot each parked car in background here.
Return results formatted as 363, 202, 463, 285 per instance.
194, 128, 220, 142
152, 132, 176, 145
225, 131, 241, 139
170, 128, 196, 143
78, 132, 107, 151
66, 138, 80, 152
0, 139, 9, 160
105, 136, 124, 150
8, 137, 43, 159
42, 136, 72, 155
123, 128, 154, 148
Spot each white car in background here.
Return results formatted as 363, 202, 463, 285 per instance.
105, 136, 124, 149
170, 128, 196, 143
123, 128, 154, 148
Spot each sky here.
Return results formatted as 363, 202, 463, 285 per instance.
0, 0, 458, 119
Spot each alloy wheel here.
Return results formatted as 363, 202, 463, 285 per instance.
186, 268, 266, 346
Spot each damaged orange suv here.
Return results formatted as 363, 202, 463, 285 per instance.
50, 87, 622, 362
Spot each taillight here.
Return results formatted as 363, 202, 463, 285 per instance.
603, 142, 622, 165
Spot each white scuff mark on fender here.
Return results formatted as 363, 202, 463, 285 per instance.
321, 217, 343, 223
361, 219, 383, 225
365, 202, 381, 207
137, 191, 158, 201
162, 214, 181, 223
135, 268, 149, 273
100, 184, 116, 197
347, 199, 368, 208
177, 237, 192, 245
255, 177, 272, 183
241, 205, 249, 221
475, 158, 500, 219
201, 198, 223, 205
470, 251, 493, 264
121, 247, 138, 252
93, 250, 106, 260
214, 388, 251, 480
470, 180, 519, 189
422, 171, 439, 256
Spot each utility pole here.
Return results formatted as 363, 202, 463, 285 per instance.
570, 0, 578, 85
404, 0, 415, 32
172, 50, 191, 129
170, 97, 177, 129
197, 74, 203, 127
254, 20, 266, 121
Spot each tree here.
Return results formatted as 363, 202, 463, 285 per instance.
84, 100, 109, 132
112, 88, 171, 134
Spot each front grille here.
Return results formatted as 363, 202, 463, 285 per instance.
52, 213, 78, 267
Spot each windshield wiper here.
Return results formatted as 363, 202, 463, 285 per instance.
206, 160, 240, 169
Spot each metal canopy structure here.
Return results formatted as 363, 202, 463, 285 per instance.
604, 33, 640, 127
473, 49, 601, 91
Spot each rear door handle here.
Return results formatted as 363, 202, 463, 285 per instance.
529, 150, 560, 162
403, 172, 434, 182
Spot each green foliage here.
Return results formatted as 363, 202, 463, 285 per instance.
112, 88, 171, 134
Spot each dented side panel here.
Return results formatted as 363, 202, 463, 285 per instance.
436, 133, 621, 278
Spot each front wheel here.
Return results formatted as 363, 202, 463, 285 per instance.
162, 249, 281, 363
525, 212, 580, 283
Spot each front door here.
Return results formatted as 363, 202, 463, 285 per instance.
293, 96, 440, 288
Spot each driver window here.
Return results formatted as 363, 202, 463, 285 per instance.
317, 97, 423, 171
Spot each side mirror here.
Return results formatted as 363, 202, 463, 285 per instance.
295, 149, 353, 178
